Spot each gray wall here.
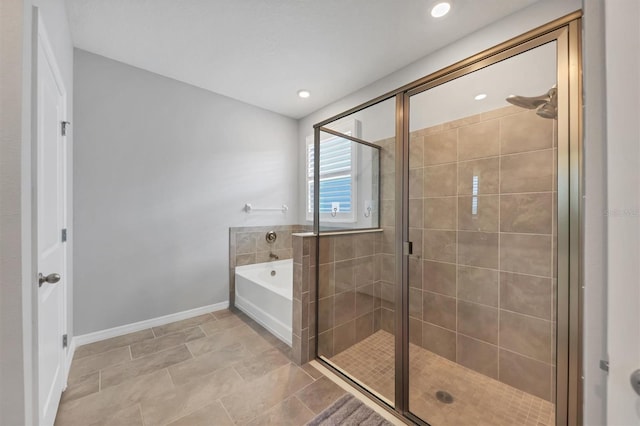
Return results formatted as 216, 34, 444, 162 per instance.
73, 50, 298, 334
0, 0, 74, 424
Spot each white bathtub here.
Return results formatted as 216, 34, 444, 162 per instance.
235, 259, 293, 346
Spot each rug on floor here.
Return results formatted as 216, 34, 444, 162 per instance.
306, 393, 394, 426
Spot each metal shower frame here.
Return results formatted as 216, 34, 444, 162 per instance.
312, 10, 583, 425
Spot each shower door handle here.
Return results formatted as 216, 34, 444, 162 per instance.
403, 241, 413, 256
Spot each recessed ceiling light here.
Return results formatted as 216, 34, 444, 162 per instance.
474, 93, 487, 101
297, 90, 310, 99
431, 2, 451, 18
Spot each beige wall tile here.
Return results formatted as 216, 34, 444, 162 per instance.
319, 237, 334, 264
409, 134, 424, 169
457, 301, 499, 345
333, 321, 356, 354
381, 172, 395, 201
354, 256, 374, 287
334, 291, 356, 326
458, 195, 498, 232
500, 110, 554, 155
458, 158, 499, 195
421, 322, 456, 361
380, 200, 395, 227
423, 230, 456, 263
409, 317, 422, 346
236, 232, 256, 255
318, 297, 334, 333
500, 310, 552, 363
424, 197, 457, 230
424, 163, 457, 197
423, 291, 456, 330
458, 231, 499, 269
424, 129, 457, 165
500, 149, 554, 193
500, 193, 553, 234
409, 288, 423, 319
409, 257, 423, 289
355, 285, 375, 317
423, 260, 456, 297
355, 312, 375, 342
500, 272, 552, 320
443, 114, 481, 131
318, 330, 334, 358
457, 266, 499, 307
409, 198, 424, 228
409, 228, 423, 257
499, 350, 552, 401
334, 259, 355, 293
500, 233, 552, 277
380, 282, 395, 310
380, 254, 395, 283
458, 119, 500, 160
318, 263, 335, 299
409, 168, 424, 199
380, 307, 395, 333
354, 233, 375, 257
456, 335, 498, 379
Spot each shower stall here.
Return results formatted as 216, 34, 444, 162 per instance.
311, 13, 581, 426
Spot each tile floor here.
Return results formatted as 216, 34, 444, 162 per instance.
55, 310, 348, 426
330, 330, 555, 426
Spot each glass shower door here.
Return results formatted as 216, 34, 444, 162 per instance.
406, 42, 559, 426
315, 97, 398, 405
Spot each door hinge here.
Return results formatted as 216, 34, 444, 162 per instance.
403, 241, 413, 256
61, 228, 67, 242
61, 121, 71, 136
600, 359, 609, 372
62, 334, 68, 348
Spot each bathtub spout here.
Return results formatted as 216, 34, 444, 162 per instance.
269, 252, 279, 260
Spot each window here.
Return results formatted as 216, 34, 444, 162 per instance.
306, 120, 359, 222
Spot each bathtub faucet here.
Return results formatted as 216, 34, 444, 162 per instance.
269, 252, 279, 260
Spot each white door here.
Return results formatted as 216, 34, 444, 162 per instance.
36, 17, 67, 426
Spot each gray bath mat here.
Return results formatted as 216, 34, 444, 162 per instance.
306, 394, 394, 426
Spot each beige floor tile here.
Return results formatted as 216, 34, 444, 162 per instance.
186, 324, 265, 357
130, 326, 205, 358
220, 363, 314, 424
295, 376, 346, 414
168, 343, 253, 386
101, 345, 192, 389
233, 348, 290, 381
152, 314, 215, 337
300, 363, 324, 380
212, 309, 236, 320
199, 315, 246, 336
68, 346, 131, 382
140, 367, 244, 425
244, 396, 315, 426
101, 405, 144, 426
166, 401, 234, 426
56, 370, 173, 426
61, 372, 99, 403
74, 329, 154, 360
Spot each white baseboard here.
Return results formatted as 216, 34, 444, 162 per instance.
72, 302, 229, 347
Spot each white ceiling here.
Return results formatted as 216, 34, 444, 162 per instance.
65, 0, 541, 119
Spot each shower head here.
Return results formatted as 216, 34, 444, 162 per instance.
506, 86, 557, 119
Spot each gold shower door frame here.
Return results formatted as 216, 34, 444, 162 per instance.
313, 11, 582, 426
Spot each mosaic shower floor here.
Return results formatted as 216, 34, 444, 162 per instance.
329, 330, 554, 426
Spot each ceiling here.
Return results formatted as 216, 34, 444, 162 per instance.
65, 0, 541, 119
